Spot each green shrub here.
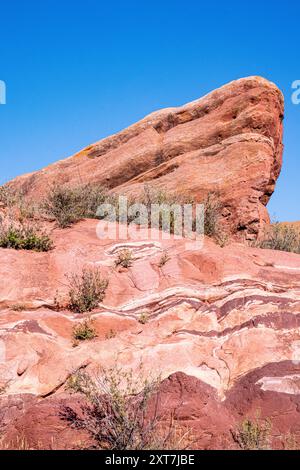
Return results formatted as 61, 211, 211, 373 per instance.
139, 185, 192, 235
43, 183, 108, 228
73, 319, 97, 341
0, 186, 38, 221
158, 252, 170, 267
41, 181, 227, 246
141, 184, 189, 208
136, 186, 226, 243
232, 418, 271, 450
0, 221, 53, 252
138, 312, 150, 324
257, 223, 300, 254
15, 200, 39, 222
11, 304, 27, 312
0, 185, 19, 207
63, 366, 193, 450
282, 433, 298, 450
68, 267, 108, 313
201, 193, 222, 239
114, 249, 134, 268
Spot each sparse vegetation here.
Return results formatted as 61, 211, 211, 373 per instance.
0, 221, 53, 252
203, 193, 221, 238
142, 184, 190, 205
0, 381, 9, 395
11, 304, 26, 312
72, 319, 97, 341
1, 182, 227, 248
282, 433, 298, 450
139, 185, 193, 236
158, 252, 170, 267
0, 185, 38, 221
0, 185, 18, 207
15, 200, 39, 223
138, 312, 150, 324
257, 223, 300, 254
43, 183, 108, 228
114, 249, 134, 268
105, 328, 117, 340
201, 192, 228, 246
137, 187, 226, 243
36, 181, 227, 246
67, 267, 108, 313
62, 366, 193, 450
232, 417, 271, 450
0, 435, 31, 450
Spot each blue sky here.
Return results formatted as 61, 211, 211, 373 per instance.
0, 0, 299, 221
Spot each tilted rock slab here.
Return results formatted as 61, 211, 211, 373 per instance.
9, 76, 284, 239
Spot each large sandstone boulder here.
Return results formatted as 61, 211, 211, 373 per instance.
8, 76, 284, 239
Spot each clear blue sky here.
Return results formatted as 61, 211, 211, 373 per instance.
0, 0, 299, 221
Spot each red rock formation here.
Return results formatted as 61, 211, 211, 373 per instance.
1, 77, 297, 450
9, 76, 284, 239
0, 220, 300, 449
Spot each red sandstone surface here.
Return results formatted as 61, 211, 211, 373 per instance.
9, 76, 284, 240
0, 221, 300, 449
1, 77, 300, 450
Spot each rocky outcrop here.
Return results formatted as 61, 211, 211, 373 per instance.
8, 76, 284, 239
0, 76, 294, 449
0, 220, 300, 448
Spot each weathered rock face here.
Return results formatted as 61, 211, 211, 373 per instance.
9, 76, 284, 239
0, 220, 300, 449
0, 76, 294, 449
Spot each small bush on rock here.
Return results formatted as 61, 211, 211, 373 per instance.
138, 312, 150, 324
43, 183, 108, 228
203, 193, 220, 238
139, 185, 193, 236
139, 187, 226, 243
62, 366, 193, 450
0, 186, 39, 222
201, 192, 228, 244
0, 221, 53, 252
257, 223, 300, 254
72, 319, 97, 341
232, 417, 271, 450
11, 304, 27, 312
68, 267, 108, 313
114, 249, 134, 268
0, 185, 18, 207
158, 252, 170, 267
